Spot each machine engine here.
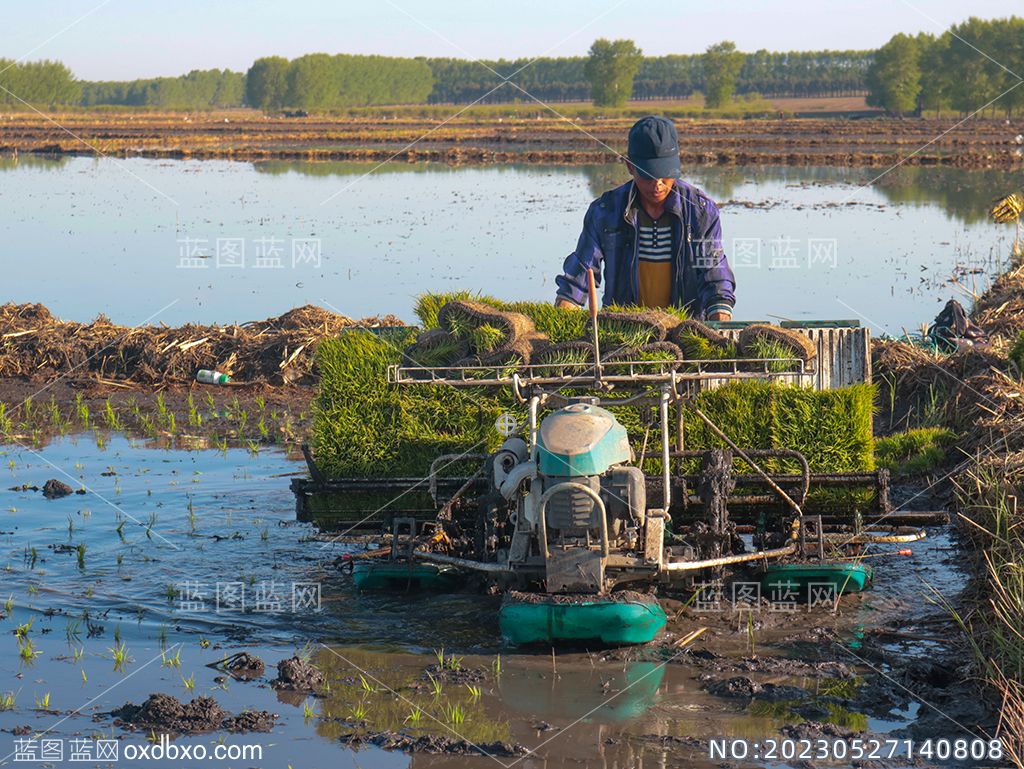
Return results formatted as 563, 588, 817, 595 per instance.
489, 401, 662, 595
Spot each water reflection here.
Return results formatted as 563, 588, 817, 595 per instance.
2, 155, 1015, 331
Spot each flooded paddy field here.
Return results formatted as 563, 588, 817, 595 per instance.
1, 156, 1020, 332
0, 435, 987, 768
0, 152, 1014, 767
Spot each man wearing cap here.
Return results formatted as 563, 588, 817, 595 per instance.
555, 116, 736, 320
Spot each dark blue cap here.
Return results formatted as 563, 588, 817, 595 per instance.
627, 116, 681, 180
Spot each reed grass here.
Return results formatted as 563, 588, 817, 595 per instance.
952, 456, 1024, 767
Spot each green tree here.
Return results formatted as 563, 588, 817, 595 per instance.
866, 33, 921, 115
703, 41, 744, 108
584, 39, 642, 107
246, 56, 289, 110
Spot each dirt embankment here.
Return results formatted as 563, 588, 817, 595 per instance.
0, 302, 402, 388
1, 112, 1022, 168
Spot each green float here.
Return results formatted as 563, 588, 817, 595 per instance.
761, 562, 874, 595
352, 562, 462, 591
499, 596, 668, 646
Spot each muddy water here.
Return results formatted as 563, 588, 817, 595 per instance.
0, 434, 973, 768
1, 155, 1019, 332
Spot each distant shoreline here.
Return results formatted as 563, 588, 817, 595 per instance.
1, 111, 1021, 169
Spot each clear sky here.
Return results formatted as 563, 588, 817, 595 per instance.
5, 0, 1018, 80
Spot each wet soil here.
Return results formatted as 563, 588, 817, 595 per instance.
1, 113, 1022, 168
271, 655, 326, 693
338, 731, 529, 756
110, 693, 276, 733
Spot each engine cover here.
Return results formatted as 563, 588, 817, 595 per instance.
536, 403, 631, 477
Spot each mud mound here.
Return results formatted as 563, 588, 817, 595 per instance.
110, 693, 272, 734
0, 302, 402, 386
271, 655, 325, 692
213, 651, 265, 680
338, 731, 528, 756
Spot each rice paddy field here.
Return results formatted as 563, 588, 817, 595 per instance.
2, 138, 1022, 767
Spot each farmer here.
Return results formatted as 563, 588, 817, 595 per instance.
555, 115, 736, 320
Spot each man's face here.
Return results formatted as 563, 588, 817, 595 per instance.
627, 162, 675, 206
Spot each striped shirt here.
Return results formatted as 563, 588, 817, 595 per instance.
636, 206, 673, 307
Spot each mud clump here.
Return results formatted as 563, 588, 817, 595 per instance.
110, 693, 274, 734
338, 731, 527, 756
271, 655, 325, 692
217, 651, 265, 680
42, 479, 76, 499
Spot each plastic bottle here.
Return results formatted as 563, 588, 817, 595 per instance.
196, 369, 231, 385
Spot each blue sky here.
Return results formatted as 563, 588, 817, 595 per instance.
5, 0, 1018, 80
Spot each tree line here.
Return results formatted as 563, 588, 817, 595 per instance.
0, 60, 79, 107
424, 49, 871, 104
80, 69, 244, 109
866, 17, 1024, 116
2, 17, 1022, 114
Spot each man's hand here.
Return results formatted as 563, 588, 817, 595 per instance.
707, 310, 732, 321
555, 298, 582, 310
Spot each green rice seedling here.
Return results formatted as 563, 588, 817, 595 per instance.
444, 703, 466, 725
465, 683, 481, 699
427, 673, 443, 698
48, 398, 61, 427
74, 395, 89, 428
187, 394, 200, 427
596, 314, 662, 348
110, 641, 131, 670
34, 692, 50, 710
468, 324, 505, 353
0, 691, 15, 710
677, 331, 737, 360
81, 668, 87, 684
414, 290, 489, 330
161, 647, 182, 669
875, 427, 956, 475
4, 594, 13, 613
72, 646, 83, 662
19, 641, 40, 662
103, 400, 122, 431
405, 707, 423, 725
434, 648, 445, 667
257, 416, 269, 440
164, 583, 177, 601
358, 674, 375, 693
14, 619, 32, 641
116, 519, 126, 542
743, 337, 798, 373
302, 700, 316, 719
65, 619, 81, 644
492, 655, 501, 676
0, 404, 12, 435
166, 412, 176, 434
75, 544, 86, 570
181, 672, 195, 690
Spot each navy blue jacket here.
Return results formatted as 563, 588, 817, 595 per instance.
555, 180, 736, 318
